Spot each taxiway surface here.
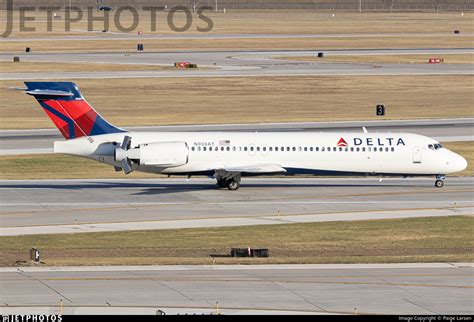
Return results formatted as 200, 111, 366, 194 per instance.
1, 263, 473, 315
0, 177, 472, 236
1, 48, 473, 80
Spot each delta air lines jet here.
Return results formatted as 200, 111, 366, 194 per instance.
23, 82, 467, 190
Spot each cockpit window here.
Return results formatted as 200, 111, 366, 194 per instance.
429, 143, 443, 150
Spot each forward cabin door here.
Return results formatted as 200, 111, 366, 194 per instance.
413, 146, 422, 163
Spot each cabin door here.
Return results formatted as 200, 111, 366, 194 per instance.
413, 146, 422, 163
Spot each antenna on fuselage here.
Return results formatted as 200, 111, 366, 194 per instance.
362, 127, 368, 133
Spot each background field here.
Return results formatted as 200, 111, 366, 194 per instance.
1, 76, 473, 129
277, 54, 474, 64
1, 216, 472, 266
2, 11, 473, 38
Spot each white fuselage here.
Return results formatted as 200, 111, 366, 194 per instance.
54, 131, 467, 177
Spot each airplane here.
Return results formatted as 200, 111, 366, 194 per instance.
22, 81, 467, 190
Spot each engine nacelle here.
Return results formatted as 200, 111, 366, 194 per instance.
115, 141, 189, 167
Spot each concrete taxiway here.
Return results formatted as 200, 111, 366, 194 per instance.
1, 48, 473, 80
0, 177, 472, 236
1, 263, 473, 315
1, 118, 472, 155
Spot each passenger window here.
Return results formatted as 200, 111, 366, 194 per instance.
215, 146, 218, 151
339, 147, 342, 152
385, 147, 389, 152
310, 147, 313, 152
356, 147, 360, 152
244, 147, 248, 151
250, 147, 254, 151
345, 147, 348, 152
269, 147, 272, 152
304, 147, 307, 152
391, 147, 395, 152
333, 147, 336, 152
275, 147, 278, 151
257, 147, 260, 152
191, 147, 195, 151
287, 147, 290, 151
368, 147, 371, 152
203, 147, 206, 151
362, 147, 365, 152
321, 147, 325, 151
226, 147, 230, 151
316, 147, 319, 152
350, 147, 354, 152
263, 147, 267, 151
232, 146, 236, 151
292, 147, 296, 151
374, 147, 377, 152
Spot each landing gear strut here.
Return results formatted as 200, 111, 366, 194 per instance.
216, 179, 227, 188
435, 175, 445, 188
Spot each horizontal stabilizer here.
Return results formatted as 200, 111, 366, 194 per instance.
26, 89, 74, 98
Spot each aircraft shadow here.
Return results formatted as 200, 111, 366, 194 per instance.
0, 181, 425, 197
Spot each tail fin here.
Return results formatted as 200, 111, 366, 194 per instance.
25, 82, 125, 140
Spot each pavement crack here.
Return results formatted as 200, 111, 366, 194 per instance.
403, 298, 439, 314
373, 275, 422, 299
17, 271, 73, 303
127, 271, 194, 302
248, 272, 327, 313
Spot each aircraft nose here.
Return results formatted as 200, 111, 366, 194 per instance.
449, 153, 468, 173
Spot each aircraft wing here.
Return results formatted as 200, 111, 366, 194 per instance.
221, 164, 286, 174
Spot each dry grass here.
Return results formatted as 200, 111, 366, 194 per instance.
1, 11, 472, 52
276, 54, 474, 64
0, 154, 158, 180
1, 216, 472, 266
0, 141, 471, 180
1, 76, 473, 130
1, 36, 471, 53
2, 11, 473, 36
443, 141, 474, 177
0, 61, 181, 73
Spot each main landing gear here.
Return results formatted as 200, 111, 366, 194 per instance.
435, 175, 445, 188
216, 177, 241, 190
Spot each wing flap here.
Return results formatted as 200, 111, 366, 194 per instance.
223, 164, 286, 173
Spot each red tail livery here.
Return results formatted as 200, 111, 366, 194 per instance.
25, 82, 124, 139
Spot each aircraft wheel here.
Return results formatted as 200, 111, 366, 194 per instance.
227, 179, 241, 191
435, 180, 444, 188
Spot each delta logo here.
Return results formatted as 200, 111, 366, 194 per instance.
336, 137, 406, 146
336, 138, 348, 147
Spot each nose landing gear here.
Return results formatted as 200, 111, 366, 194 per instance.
435, 175, 445, 188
